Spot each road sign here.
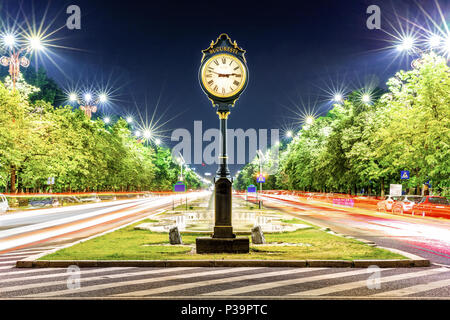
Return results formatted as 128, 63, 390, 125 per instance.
173, 181, 186, 192
390, 184, 402, 196
247, 184, 257, 193
400, 170, 410, 179
256, 175, 265, 183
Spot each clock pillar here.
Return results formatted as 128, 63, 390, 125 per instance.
212, 109, 234, 238
196, 33, 250, 254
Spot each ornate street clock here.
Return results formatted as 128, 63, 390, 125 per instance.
196, 34, 250, 254
199, 33, 249, 108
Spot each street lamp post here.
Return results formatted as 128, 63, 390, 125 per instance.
69, 92, 108, 119
0, 35, 43, 90
257, 149, 265, 209
178, 152, 185, 181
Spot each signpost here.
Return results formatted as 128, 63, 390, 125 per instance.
256, 175, 265, 183
246, 184, 257, 201
46, 177, 55, 193
173, 181, 187, 210
196, 34, 250, 254
173, 181, 186, 193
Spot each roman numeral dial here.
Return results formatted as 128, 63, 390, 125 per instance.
201, 53, 246, 98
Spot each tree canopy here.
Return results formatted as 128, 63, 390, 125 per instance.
236, 53, 450, 197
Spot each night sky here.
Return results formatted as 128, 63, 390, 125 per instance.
0, 0, 444, 176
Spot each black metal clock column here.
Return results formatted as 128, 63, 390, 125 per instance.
213, 107, 233, 238
196, 33, 250, 253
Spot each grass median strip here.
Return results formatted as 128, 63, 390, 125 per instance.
39, 217, 406, 261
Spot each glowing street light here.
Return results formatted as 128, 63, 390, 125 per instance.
2, 34, 16, 47
103, 117, 111, 124
134, 130, 141, 137
143, 130, 152, 139
68, 92, 108, 119
361, 93, 371, 104
154, 138, 161, 145
99, 93, 108, 103
0, 34, 45, 90
28, 37, 43, 51
333, 93, 344, 103
126, 116, 133, 123
286, 130, 293, 138
397, 36, 415, 52
69, 92, 77, 102
305, 115, 315, 125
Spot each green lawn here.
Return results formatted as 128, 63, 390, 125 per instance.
41, 218, 406, 261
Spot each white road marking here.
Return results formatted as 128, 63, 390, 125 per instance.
4, 267, 196, 295
0, 268, 72, 277
0, 265, 13, 270
0, 260, 17, 265
114, 268, 321, 297
372, 277, 450, 297
22, 267, 256, 298
0, 267, 131, 284
0, 250, 47, 257
204, 268, 390, 296
288, 268, 449, 296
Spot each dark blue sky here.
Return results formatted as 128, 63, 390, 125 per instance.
1, 0, 445, 175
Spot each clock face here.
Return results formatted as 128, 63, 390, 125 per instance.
201, 53, 246, 98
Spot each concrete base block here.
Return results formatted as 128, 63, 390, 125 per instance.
196, 237, 250, 254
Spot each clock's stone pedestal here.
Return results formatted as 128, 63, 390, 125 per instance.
196, 237, 249, 254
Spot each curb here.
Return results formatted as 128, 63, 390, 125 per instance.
16, 256, 429, 268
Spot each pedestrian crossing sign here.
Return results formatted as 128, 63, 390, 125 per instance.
400, 170, 410, 180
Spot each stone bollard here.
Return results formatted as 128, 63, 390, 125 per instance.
169, 226, 183, 245
251, 225, 266, 244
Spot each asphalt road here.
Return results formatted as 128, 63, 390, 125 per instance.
0, 192, 449, 299
258, 194, 450, 266
0, 192, 209, 254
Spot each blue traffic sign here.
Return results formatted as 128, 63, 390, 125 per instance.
400, 170, 410, 180
256, 175, 265, 183
247, 184, 257, 193
173, 181, 186, 192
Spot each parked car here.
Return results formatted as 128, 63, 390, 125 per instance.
377, 195, 402, 212
0, 194, 9, 213
411, 196, 450, 218
29, 197, 60, 208
392, 195, 423, 214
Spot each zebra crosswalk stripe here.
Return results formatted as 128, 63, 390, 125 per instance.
0, 268, 69, 277
19, 267, 255, 298
114, 268, 322, 297
0, 267, 131, 284
288, 267, 449, 296
0, 256, 29, 262
372, 277, 450, 297
0, 260, 18, 265
0, 250, 48, 257
203, 268, 391, 296
0, 265, 13, 270
3, 267, 196, 295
